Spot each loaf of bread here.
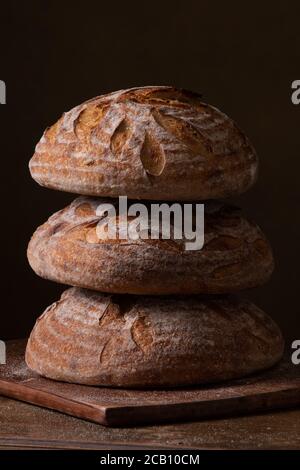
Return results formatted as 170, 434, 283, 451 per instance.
25, 287, 284, 387
29, 86, 258, 200
27, 196, 274, 295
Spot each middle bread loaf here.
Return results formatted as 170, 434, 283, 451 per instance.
28, 197, 274, 295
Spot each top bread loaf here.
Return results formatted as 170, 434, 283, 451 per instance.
29, 86, 258, 200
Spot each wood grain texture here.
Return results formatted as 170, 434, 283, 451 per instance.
29, 86, 258, 200
0, 340, 299, 428
27, 198, 274, 295
2, 396, 300, 450
25, 289, 284, 387
1, 394, 300, 449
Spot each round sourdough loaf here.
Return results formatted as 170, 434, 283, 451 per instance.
29, 86, 258, 200
27, 197, 274, 295
25, 288, 284, 387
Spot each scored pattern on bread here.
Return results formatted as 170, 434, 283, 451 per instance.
25, 288, 284, 387
29, 86, 258, 200
27, 197, 274, 295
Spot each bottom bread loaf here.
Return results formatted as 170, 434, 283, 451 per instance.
25, 288, 284, 388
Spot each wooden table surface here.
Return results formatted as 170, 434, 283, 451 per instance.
0, 396, 299, 450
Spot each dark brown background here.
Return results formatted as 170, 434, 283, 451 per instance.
0, 1, 299, 341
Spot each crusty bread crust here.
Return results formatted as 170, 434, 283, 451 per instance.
25, 287, 284, 387
27, 197, 274, 295
29, 86, 258, 200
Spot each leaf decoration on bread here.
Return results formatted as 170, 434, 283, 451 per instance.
30, 86, 258, 200
140, 131, 166, 176
110, 118, 132, 157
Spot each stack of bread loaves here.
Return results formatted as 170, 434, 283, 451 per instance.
26, 86, 284, 387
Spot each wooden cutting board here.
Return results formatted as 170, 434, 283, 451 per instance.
0, 340, 299, 427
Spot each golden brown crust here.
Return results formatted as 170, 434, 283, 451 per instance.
29, 86, 258, 200
27, 197, 274, 295
25, 288, 284, 387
